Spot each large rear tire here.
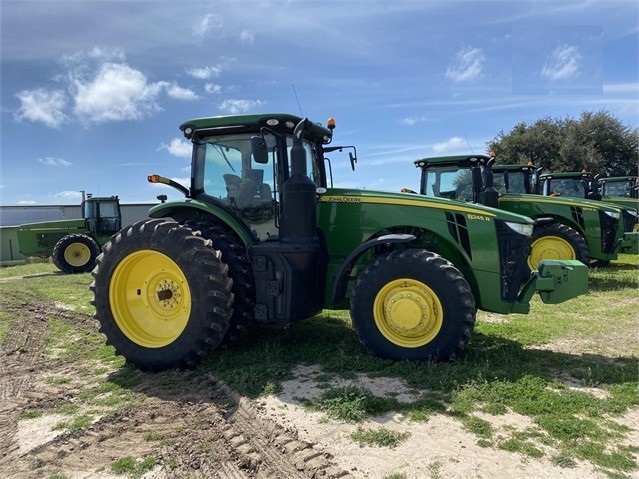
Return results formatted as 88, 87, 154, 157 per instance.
185, 220, 256, 345
527, 223, 589, 271
350, 249, 476, 362
90, 219, 233, 372
52, 233, 101, 273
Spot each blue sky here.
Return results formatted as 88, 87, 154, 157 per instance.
1, 0, 637, 205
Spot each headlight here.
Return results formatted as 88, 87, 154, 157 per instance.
604, 210, 620, 219
504, 221, 534, 236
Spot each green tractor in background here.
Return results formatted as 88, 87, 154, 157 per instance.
90, 114, 588, 372
599, 176, 638, 202
539, 171, 639, 233
412, 155, 635, 269
17, 194, 122, 273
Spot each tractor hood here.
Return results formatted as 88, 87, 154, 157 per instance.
318, 187, 535, 225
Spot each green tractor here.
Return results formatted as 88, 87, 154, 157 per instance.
599, 176, 638, 202
17, 194, 122, 273
412, 155, 634, 269
539, 171, 639, 234
90, 114, 588, 372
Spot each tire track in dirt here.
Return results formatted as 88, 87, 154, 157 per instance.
5, 373, 356, 479
0, 300, 52, 468
0, 300, 356, 479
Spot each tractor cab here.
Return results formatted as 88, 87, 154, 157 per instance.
599, 176, 639, 199
539, 171, 601, 200
490, 163, 542, 195
83, 195, 122, 236
148, 114, 356, 243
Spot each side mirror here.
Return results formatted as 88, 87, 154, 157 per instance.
251, 136, 269, 164
349, 152, 357, 171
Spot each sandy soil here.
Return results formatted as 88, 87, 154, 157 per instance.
0, 300, 637, 479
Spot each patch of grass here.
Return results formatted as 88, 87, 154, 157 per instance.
79, 380, 137, 408
143, 432, 163, 442
349, 426, 411, 448
110, 455, 157, 478
53, 413, 94, 432
52, 402, 80, 415
303, 386, 401, 422
551, 453, 578, 468
45, 376, 72, 385
426, 461, 443, 479
498, 437, 544, 458
0, 260, 59, 278
460, 415, 494, 439
20, 410, 43, 419
383, 473, 409, 479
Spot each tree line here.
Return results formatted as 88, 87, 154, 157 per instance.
487, 110, 638, 177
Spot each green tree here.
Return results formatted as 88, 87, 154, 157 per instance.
487, 110, 638, 176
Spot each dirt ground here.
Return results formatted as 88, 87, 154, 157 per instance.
0, 301, 637, 479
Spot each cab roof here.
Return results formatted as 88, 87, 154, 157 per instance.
178, 113, 333, 143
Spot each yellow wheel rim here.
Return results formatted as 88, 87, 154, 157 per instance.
373, 278, 443, 348
109, 249, 191, 348
64, 242, 91, 267
528, 235, 576, 270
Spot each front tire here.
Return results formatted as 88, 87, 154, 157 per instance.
350, 249, 476, 362
527, 223, 589, 271
90, 219, 233, 372
52, 233, 101, 273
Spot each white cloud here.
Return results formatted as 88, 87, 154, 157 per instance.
37, 157, 72, 167
54, 190, 83, 200
193, 14, 223, 37
159, 138, 192, 158
401, 116, 430, 126
205, 83, 222, 94
18, 200, 37, 205
445, 47, 485, 83
432, 136, 466, 153
15, 89, 68, 128
186, 66, 222, 80
60, 47, 125, 66
166, 83, 198, 100
219, 98, 264, 114
72, 62, 164, 123
240, 30, 254, 44
541, 44, 581, 81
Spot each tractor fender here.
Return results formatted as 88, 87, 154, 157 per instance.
533, 216, 556, 225
148, 200, 257, 245
331, 233, 415, 306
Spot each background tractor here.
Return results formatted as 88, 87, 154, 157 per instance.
412, 155, 634, 269
90, 114, 588, 372
17, 194, 121, 273
539, 171, 639, 234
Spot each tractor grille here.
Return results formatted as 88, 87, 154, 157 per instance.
621, 210, 637, 233
570, 206, 585, 229
445, 212, 472, 260
599, 210, 619, 253
494, 219, 531, 302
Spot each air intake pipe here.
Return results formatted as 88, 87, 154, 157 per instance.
280, 118, 319, 243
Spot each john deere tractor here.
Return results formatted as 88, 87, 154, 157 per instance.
599, 176, 638, 202
17, 194, 121, 273
539, 171, 639, 234
90, 114, 588, 372
412, 155, 634, 269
